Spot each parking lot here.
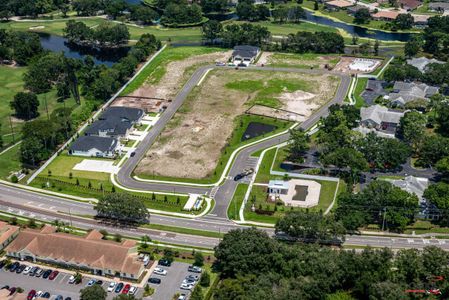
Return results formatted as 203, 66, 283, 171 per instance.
0, 261, 143, 300
147, 261, 200, 300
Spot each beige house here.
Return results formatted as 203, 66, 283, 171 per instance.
0, 221, 19, 251
6, 225, 144, 280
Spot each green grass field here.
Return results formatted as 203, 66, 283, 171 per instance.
227, 184, 249, 220
354, 77, 368, 108
0, 142, 22, 179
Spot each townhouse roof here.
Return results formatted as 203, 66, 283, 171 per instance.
361, 104, 404, 125
232, 45, 260, 59
326, 0, 354, 8
69, 136, 118, 153
406, 56, 445, 72
412, 14, 431, 23
85, 106, 144, 136
6, 225, 142, 276
99, 106, 144, 123
0, 221, 19, 246
372, 11, 400, 19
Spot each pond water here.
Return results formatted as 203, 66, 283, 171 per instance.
241, 122, 277, 141
38, 33, 130, 66
302, 10, 413, 42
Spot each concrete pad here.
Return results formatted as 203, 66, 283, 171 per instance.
277, 179, 321, 208
73, 159, 119, 174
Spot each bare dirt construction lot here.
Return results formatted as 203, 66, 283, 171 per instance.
334, 56, 383, 74
136, 69, 338, 180
257, 52, 341, 69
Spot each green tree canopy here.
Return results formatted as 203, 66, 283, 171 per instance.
10, 92, 39, 120
95, 193, 150, 224
80, 285, 107, 300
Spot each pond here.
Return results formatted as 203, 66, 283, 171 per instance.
38, 33, 130, 66
241, 122, 277, 141
303, 10, 413, 42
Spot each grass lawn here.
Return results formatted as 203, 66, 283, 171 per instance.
227, 184, 249, 220
0, 142, 22, 179
0, 66, 26, 136
404, 220, 449, 235
0, 18, 203, 42
354, 77, 368, 108
121, 46, 225, 95
255, 148, 277, 183
230, 20, 338, 36
244, 179, 340, 224
262, 52, 341, 69
142, 223, 223, 238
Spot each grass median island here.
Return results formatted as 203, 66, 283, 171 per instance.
354, 77, 368, 108
227, 184, 249, 220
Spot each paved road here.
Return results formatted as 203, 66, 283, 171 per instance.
116, 64, 352, 218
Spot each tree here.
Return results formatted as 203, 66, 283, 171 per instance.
436, 100, 449, 137
393, 13, 414, 30
418, 135, 449, 167
190, 285, 204, 300
424, 182, 449, 224
193, 251, 204, 267
202, 20, 223, 43
113, 295, 137, 300
10, 92, 39, 120
353, 8, 371, 25
7, 31, 43, 65
314, 0, 319, 10
404, 36, 422, 57
200, 271, 211, 287
273, 6, 289, 23
374, 39, 380, 56
287, 129, 310, 163
436, 156, 449, 177
80, 285, 107, 300
397, 111, 427, 149
200, 0, 229, 13
236, 1, 257, 21
94, 193, 150, 223
322, 148, 368, 183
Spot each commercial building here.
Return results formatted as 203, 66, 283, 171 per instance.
0, 221, 20, 251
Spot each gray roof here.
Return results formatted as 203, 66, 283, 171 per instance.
360, 104, 404, 125
232, 45, 260, 59
389, 81, 439, 105
85, 106, 144, 137
70, 136, 118, 153
388, 176, 429, 202
406, 57, 445, 73
429, 2, 449, 10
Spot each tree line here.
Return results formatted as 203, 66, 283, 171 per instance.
0, 30, 43, 65
64, 20, 130, 48
213, 227, 449, 299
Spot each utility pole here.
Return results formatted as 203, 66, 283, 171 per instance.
381, 207, 387, 231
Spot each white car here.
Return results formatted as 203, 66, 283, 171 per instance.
23, 266, 32, 275
35, 291, 43, 298
129, 286, 137, 295
180, 283, 194, 290
107, 282, 116, 292
153, 267, 167, 276
178, 294, 187, 300
182, 278, 196, 286
86, 279, 96, 286
68, 275, 76, 284
188, 265, 202, 273
186, 274, 199, 281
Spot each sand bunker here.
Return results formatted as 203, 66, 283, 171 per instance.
29, 26, 45, 30
278, 90, 319, 117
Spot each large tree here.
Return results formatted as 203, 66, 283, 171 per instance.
424, 182, 449, 225
353, 8, 371, 24
287, 128, 310, 163
10, 92, 39, 120
202, 20, 223, 43
80, 285, 107, 300
397, 111, 427, 149
95, 193, 150, 224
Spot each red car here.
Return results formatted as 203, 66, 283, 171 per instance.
48, 270, 59, 280
122, 284, 131, 294
27, 290, 36, 300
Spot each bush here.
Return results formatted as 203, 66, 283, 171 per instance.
10, 175, 18, 183
200, 271, 210, 287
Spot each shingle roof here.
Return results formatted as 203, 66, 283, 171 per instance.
232, 45, 260, 59
85, 106, 144, 137
70, 136, 118, 153
389, 176, 429, 201
389, 81, 439, 105
399, 0, 422, 9
372, 11, 400, 19
100, 107, 144, 123
428, 2, 449, 10
0, 221, 19, 247
361, 104, 404, 124
326, 0, 354, 8
6, 226, 142, 276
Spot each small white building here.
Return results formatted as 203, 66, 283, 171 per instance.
268, 180, 290, 195
69, 136, 118, 158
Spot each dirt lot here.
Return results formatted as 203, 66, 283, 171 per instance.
136, 69, 338, 179
257, 52, 340, 69
333, 56, 382, 74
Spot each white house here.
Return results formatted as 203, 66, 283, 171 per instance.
231, 45, 260, 66
69, 136, 118, 158
268, 180, 290, 195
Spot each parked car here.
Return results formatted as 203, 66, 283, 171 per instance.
42, 269, 52, 279
27, 290, 36, 300
182, 278, 196, 285
215, 61, 226, 66
158, 259, 171, 267
1, 286, 9, 290
95, 280, 103, 285
180, 283, 194, 290
178, 294, 187, 300
65, 298, 72, 300
86, 279, 96, 286
115, 282, 124, 293
42, 292, 51, 298
9, 262, 19, 272
55, 296, 63, 300
148, 277, 161, 284
35, 291, 43, 298
233, 173, 244, 181
122, 284, 131, 294
0, 260, 7, 268
68, 275, 76, 284
23, 266, 32, 275
129, 286, 137, 295
16, 264, 26, 274
153, 267, 167, 276
29, 266, 39, 276
35, 268, 44, 277
8, 287, 16, 296
188, 265, 202, 273
186, 274, 199, 281
48, 270, 59, 280
107, 282, 116, 292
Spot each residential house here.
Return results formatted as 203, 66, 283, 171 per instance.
6, 226, 145, 280
428, 2, 449, 12
0, 221, 19, 251
388, 81, 439, 107
356, 104, 404, 137
372, 11, 400, 20
85, 106, 144, 139
398, 0, 422, 10
231, 45, 260, 66
69, 136, 119, 158
348, 5, 369, 15
412, 14, 431, 26
361, 79, 388, 105
324, 0, 354, 11
406, 56, 445, 73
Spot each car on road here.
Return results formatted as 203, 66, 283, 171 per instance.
148, 277, 161, 284
115, 282, 124, 293
180, 283, 194, 290
86, 279, 96, 286
9, 262, 19, 272
186, 274, 199, 281
42, 292, 51, 298
122, 284, 131, 294
188, 265, 202, 273
42, 269, 52, 279
153, 267, 167, 276
27, 290, 36, 300
129, 286, 137, 295
107, 282, 116, 292
48, 270, 59, 280
23, 266, 32, 275
233, 173, 244, 181
35, 268, 44, 277
16, 264, 26, 274
215, 61, 226, 66
130, 152, 136, 157
158, 259, 171, 267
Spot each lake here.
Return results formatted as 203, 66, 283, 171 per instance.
38, 33, 130, 66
